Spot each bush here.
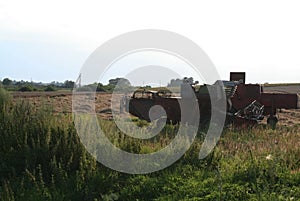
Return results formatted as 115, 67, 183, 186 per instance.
44, 85, 56, 91
18, 85, 35, 92
0, 87, 11, 107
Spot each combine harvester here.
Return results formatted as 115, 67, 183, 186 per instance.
127, 72, 299, 128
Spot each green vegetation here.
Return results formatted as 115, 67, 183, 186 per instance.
44, 86, 57, 92
0, 88, 300, 200
18, 85, 37, 92
0, 77, 135, 93
0, 78, 75, 92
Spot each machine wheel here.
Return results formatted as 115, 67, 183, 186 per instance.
267, 116, 278, 129
226, 107, 237, 126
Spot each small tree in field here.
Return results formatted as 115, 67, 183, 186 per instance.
19, 85, 35, 92
64, 80, 75, 88
2, 78, 12, 86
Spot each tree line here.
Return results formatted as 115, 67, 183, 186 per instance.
0, 76, 195, 92
0, 77, 134, 92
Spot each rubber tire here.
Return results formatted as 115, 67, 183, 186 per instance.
267, 116, 278, 129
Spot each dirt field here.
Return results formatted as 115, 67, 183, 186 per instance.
11, 85, 300, 126
264, 85, 300, 94
263, 85, 300, 126
11, 91, 118, 121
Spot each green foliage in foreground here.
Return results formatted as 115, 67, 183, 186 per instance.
0, 88, 300, 200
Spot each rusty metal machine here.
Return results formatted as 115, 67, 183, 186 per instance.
127, 72, 299, 127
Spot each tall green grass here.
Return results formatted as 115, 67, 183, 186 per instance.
0, 88, 300, 200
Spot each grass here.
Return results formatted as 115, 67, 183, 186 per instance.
0, 88, 300, 200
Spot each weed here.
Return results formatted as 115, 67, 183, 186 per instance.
0, 88, 300, 200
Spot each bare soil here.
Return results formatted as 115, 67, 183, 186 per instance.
264, 85, 300, 94
264, 85, 300, 126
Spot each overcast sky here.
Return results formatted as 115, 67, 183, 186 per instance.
1, 0, 300, 84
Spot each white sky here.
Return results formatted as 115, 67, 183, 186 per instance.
100, 50, 204, 86
0, 0, 300, 84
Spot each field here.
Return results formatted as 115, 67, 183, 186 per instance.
263, 85, 300, 125
0, 85, 300, 200
11, 85, 300, 126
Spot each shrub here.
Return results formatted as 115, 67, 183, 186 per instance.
44, 85, 56, 91
0, 87, 11, 107
18, 85, 35, 92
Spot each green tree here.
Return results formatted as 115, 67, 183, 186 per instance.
104, 78, 132, 92
64, 80, 75, 88
2, 78, 12, 86
44, 85, 56, 91
108, 78, 131, 86
19, 85, 35, 92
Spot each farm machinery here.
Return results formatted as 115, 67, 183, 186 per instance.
127, 72, 299, 127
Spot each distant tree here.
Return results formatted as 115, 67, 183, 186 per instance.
168, 78, 183, 87
108, 78, 132, 92
108, 78, 131, 86
64, 80, 75, 88
2, 78, 12, 86
19, 85, 35, 92
168, 77, 198, 87
44, 85, 56, 91
15, 81, 22, 86
96, 83, 106, 92
183, 77, 194, 84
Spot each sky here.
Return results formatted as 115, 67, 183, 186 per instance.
1, 0, 300, 85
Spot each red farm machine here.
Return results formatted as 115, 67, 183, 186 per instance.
127, 72, 299, 128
